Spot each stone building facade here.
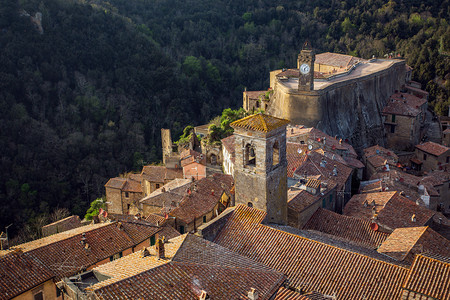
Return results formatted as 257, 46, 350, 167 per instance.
231, 113, 290, 225
414, 142, 450, 173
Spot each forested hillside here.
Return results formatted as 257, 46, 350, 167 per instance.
0, 0, 448, 240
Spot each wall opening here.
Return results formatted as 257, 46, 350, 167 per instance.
245, 144, 256, 167
247, 202, 253, 208
272, 141, 280, 166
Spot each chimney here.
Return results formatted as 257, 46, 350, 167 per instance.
161, 187, 166, 192
248, 288, 259, 300
156, 238, 165, 259
332, 165, 338, 176
411, 214, 416, 222
199, 290, 210, 300
81, 232, 86, 245
141, 247, 150, 258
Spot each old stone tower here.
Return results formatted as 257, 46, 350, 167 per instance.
297, 42, 315, 91
231, 113, 289, 225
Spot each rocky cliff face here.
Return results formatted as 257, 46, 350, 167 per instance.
317, 62, 405, 154
267, 60, 406, 155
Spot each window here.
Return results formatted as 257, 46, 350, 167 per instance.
150, 235, 156, 246
423, 153, 427, 161
245, 144, 256, 167
272, 141, 280, 166
322, 198, 326, 208
329, 194, 333, 203
179, 225, 185, 234
447, 156, 449, 164
34, 291, 43, 300
390, 125, 395, 133
391, 114, 396, 122
125, 192, 129, 198
155, 184, 160, 189
247, 202, 253, 208
110, 252, 123, 261
203, 216, 207, 223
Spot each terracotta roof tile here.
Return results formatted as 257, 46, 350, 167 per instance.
221, 135, 236, 163
416, 141, 450, 157
303, 208, 389, 249
231, 113, 290, 133
315, 52, 364, 68
344, 192, 436, 231
144, 213, 166, 226
169, 174, 233, 224
378, 227, 450, 263
402, 255, 450, 300
214, 205, 408, 299
390, 93, 427, 109
274, 287, 328, 300
140, 178, 191, 207
10, 222, 166, 281
383, 98, 421, 116
276, 69, 300, 78
0, 251, 54, 300
244, 90, 267, 99
180, 149, 206, 167
363, 145, 398, 168
92, 234, 284, 299
104, 178, 126, 189
141, 165, 183, 182
288, 181, 336, 213
293, 151, 353, 190
286, 142, 308, 178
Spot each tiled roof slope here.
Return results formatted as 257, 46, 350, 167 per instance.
363, 145, 398, 168
87, 234, 188, 290
244, 90, 266, 99
180, 149, 206, 167
11, 222, 164, 281
214, 205, 409, 299
315, 52, 363, 68
140, 178, 191, 206
303, 208, 389, 249
286, 142, 308, 178
344, 192, 436, 231
141, 165, 183, 182
0, 251, 54, 300
293, 151, 353, 190
288, 181, 337, 213
383, 98, 420, 117
231, 113, 289, 133
104, 177, 126, 189
377, 226, 450, 263
94, 262, 284, 300
402, 255, 450, 300
92, 234, 284, 300
169, 173, 233, 224
274, 287, 328, 300
416, 141, 449, 157
390, 93, 427, 108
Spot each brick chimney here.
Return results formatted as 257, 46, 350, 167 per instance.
199, 290, 210, 300
248, 288, 258, 300
156, 238, 165, 259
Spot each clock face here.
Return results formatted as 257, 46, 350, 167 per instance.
300, 63, 310, 75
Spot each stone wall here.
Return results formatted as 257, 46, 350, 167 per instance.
268, 60, 406, 154
42, 215, 82, 237
196, 207, 235, 241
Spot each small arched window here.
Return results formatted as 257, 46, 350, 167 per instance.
247, 202, 253, 208
245, 143, 256, 167
272, 141, 280, 166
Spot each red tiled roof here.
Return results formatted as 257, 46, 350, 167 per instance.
343, 156, 365, 169
286, 142, 308, 178
276, 69, 300, 78
377, 227, 450, 263
144, 213, 166, 226
93, 234, 285, 299
244, 90, 266, 99
390, 93, 427, 109
214, 205, 408, 299
344, 192, 436, 231
303, 208, 388, 249
288, 182, 336, 213
415, 141, 449, 157
122, 178, 142, 193
231, 113, 290, 133
12, 222, 166, 281
405, 85, 429, 96
443, 128, 450, 134
274, 287, 328, 300
363, 145, 398, 168
170, 174, 233, 224
382, 98, 420, 117
141, 166, 183, 183
0, 251, 54, 300
402, 255, 450, 300
105, 178, 126, 189
315, 52, 363, 68
293, 151, 353, 190
140, 178, 191, 207
180, 149, 206, 167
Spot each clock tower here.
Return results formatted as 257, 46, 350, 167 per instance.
297, 42, 315, 91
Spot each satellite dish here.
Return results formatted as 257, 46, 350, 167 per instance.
297, 149, 302, 154
308, 145, 313, 150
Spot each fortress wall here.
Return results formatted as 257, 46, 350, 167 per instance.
268, 60, 406, 154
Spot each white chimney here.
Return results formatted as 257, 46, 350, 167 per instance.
199, 290, 209, 300
248, 288, 258, 300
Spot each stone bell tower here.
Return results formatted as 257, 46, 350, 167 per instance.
297, 41, 315, 91
231, 113, 289, 225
